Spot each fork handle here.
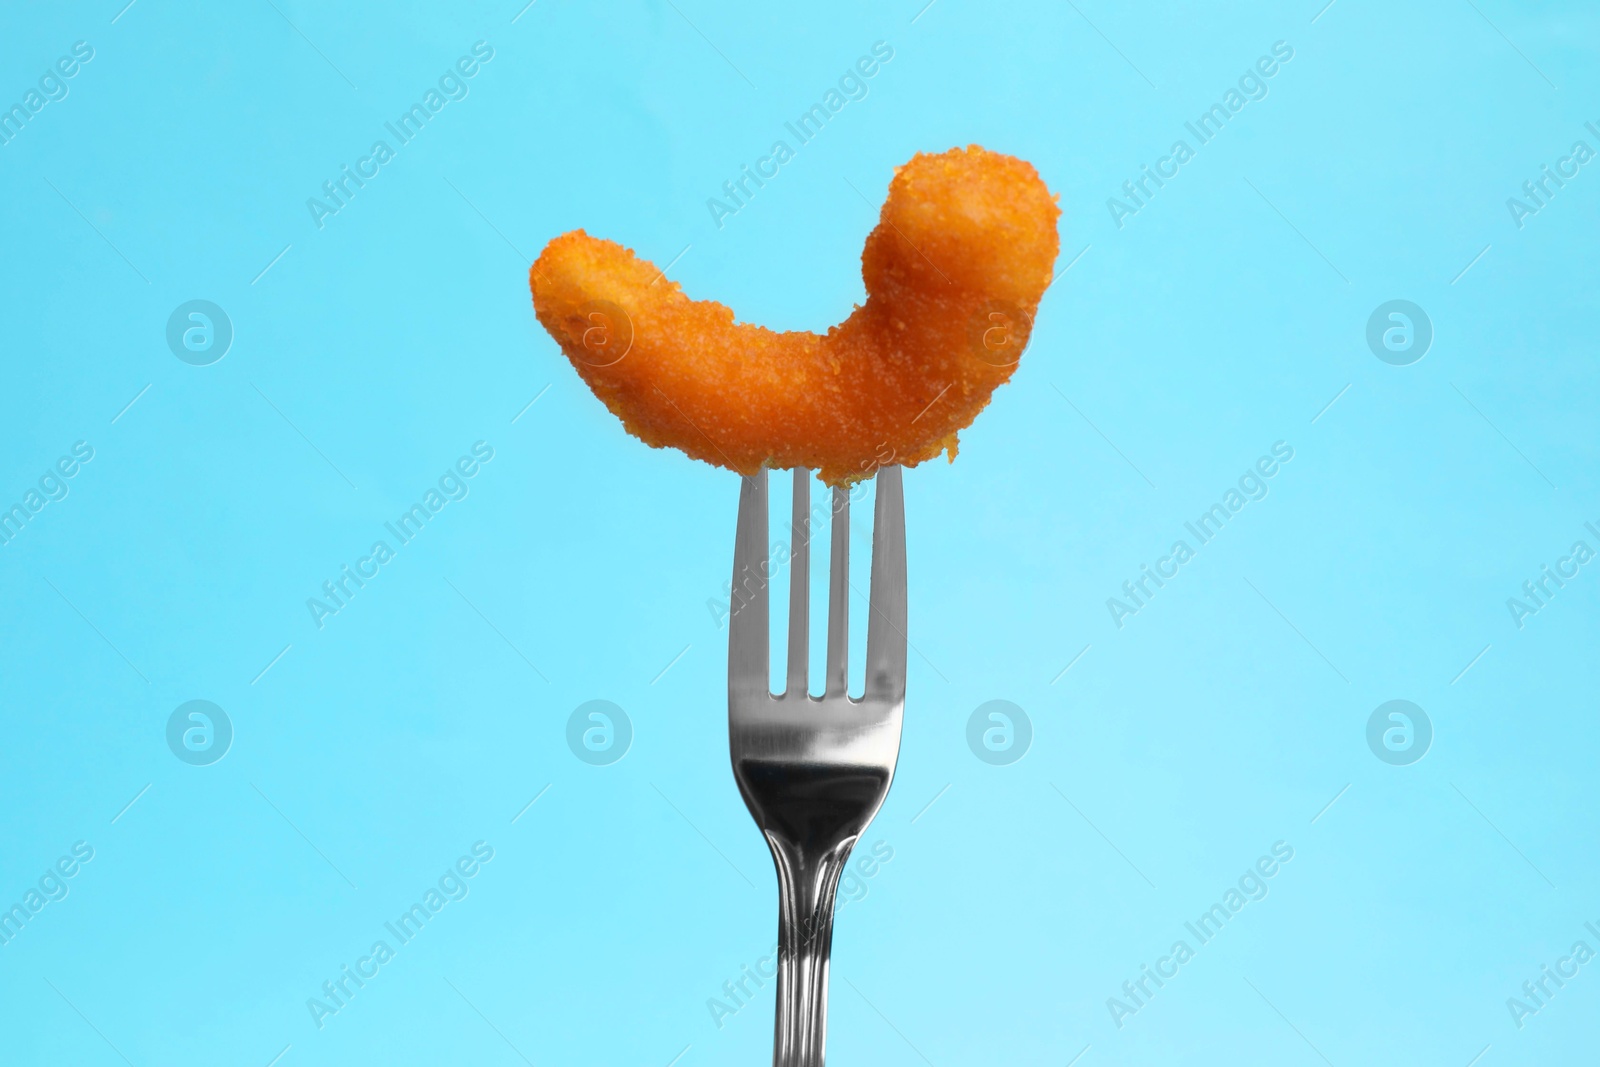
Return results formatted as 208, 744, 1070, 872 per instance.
768, 837, 854, 1066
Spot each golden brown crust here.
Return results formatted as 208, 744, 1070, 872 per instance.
530, 145, 1060, 485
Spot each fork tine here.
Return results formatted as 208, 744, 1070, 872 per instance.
823, 485, 849, 697
729, 470, 769, 699
785, 469, 811, 698
865, 466, 906, 703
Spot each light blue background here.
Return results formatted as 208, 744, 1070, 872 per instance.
1, 0, 1597, 1064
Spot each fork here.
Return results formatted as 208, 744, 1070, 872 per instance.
728, 465, 907, 1066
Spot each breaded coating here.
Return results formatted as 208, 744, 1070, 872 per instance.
530, 145, 1060, 485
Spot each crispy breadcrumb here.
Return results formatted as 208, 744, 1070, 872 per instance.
530, 145, 1060, 485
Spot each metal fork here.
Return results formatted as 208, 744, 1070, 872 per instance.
728, 466, 907, 1066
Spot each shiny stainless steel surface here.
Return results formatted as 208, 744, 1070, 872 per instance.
727, 466, 907, 1066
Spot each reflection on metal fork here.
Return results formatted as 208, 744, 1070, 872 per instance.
727, 466, 907, 1066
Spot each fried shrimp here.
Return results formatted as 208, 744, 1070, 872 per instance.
530, 145, 1059, 485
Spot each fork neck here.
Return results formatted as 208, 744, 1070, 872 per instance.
767, 833, 855, 1067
